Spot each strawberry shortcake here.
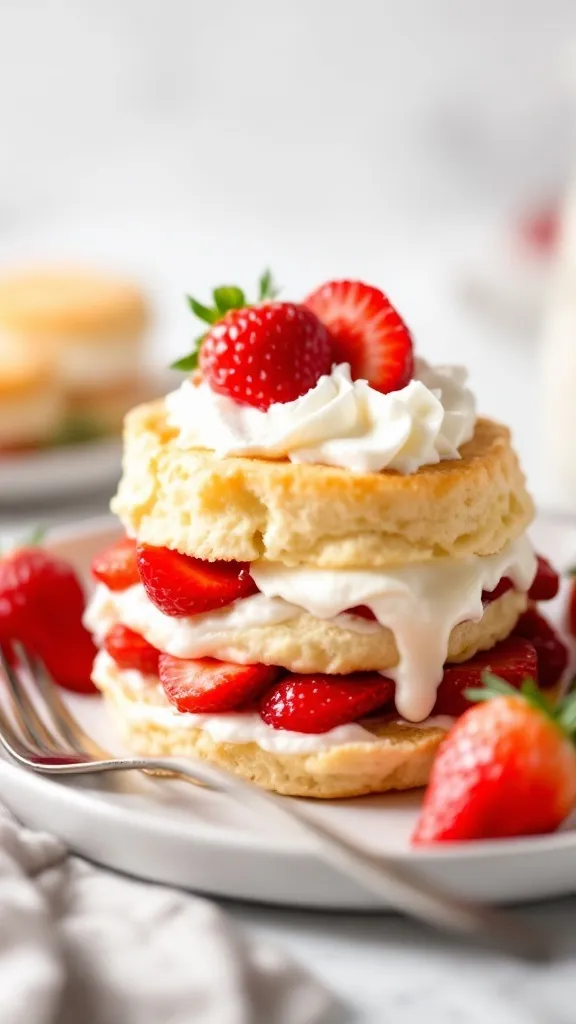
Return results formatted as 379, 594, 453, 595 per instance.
84, 274, 567, 797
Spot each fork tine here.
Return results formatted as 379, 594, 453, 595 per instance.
0, 695, 38, 761
0, 647, 62, 753
19, 647, 109, 758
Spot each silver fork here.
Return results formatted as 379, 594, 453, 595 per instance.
0, 645, 553, 962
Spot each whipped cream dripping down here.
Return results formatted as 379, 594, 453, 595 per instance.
85, 535, 536, 723
165, 359, 477, 474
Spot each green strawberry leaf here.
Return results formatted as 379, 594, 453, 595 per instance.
170, 331, 207, 372
187, 296, 218, 325
213, 285, 246, 314
170, 352, 199, 372
172, 269, 280, 373
258, 268, 279, 301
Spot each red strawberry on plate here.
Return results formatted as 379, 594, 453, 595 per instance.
136, 544, 257, 618
91, 536, 139, 592
0, 544, 97, 693
432, 637, 538, 717
159, 655, 279, 713
303, 280, 413, 394
528, 555, 560, 602
259, 673, 395, 733
412, 677, 576, 844
513, 608, 568, 689
104, 624, 160, 675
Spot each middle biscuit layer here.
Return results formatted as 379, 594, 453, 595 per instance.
87, 584, 526, 675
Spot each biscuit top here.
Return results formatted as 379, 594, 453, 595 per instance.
113, 274, 534, 567
0, 269, 148, 339
112, 401, 534, 569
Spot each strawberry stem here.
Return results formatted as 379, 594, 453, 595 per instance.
467, 671, 576, 744
171, 270, 281, 373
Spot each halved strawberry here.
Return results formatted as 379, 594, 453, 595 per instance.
91, 536, 139, 592
432, 637, 538, 717
303, 280, 413, 394
137, 545, 258, 618
259, 673, 395, 733
158, 655, 279, 713
528, 556, 560, 602
104, 624, 160, 675
513, 609, 568, 688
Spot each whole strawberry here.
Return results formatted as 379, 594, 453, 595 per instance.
171, 270, 333, 411
412, 676, 576, 845
0, 542, 97, 693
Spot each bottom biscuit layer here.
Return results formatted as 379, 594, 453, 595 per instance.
95, 657, 449, 798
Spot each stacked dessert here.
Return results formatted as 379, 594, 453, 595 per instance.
85, 276, 566, 797
0, 269, 149, 447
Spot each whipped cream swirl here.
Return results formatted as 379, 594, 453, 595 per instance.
165, 359, 477, 474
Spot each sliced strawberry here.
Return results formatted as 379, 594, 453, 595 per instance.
136, 544, 257, 618
91, 536, 139, 592
568, 578, 576, 638
347, 605, 376, 620
104, 624, 160, 675
259, 673, 395, 733
303, 280, 413, 394
513, 609, 568, 689
159, 655, 279, 713
528, 555, 560, 602
40, 629, 98, 694
482, 578, 513, 604
432, 637, 538, 717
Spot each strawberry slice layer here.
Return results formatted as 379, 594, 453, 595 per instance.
512, 609, 568, 688
91, 536, 139, 592
259, 673, 395, 733
104, 624, 161, 675
527, 555, 560, 602
432, 637, 538, 718
159, 655, 279, 713
137, 544, 257, 618
303, 280, 413, 394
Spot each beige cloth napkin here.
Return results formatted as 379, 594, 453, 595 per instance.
0, 806, 338, 1024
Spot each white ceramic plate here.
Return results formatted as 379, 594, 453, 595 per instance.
0, 439, 123, 504
0, 514, 575, 910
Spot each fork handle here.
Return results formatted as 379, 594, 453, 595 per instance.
159, 757, 553, 963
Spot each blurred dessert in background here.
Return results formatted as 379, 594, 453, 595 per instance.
0, 343, 64, 452
0, 268, 150, 447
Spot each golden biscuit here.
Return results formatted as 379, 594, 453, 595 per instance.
0, 269, 147, 338
0, 346, 63, 447
95, 661, 448, 798
112, 403, 533, 569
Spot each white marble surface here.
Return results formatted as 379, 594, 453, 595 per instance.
228, 899, 576, 1022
